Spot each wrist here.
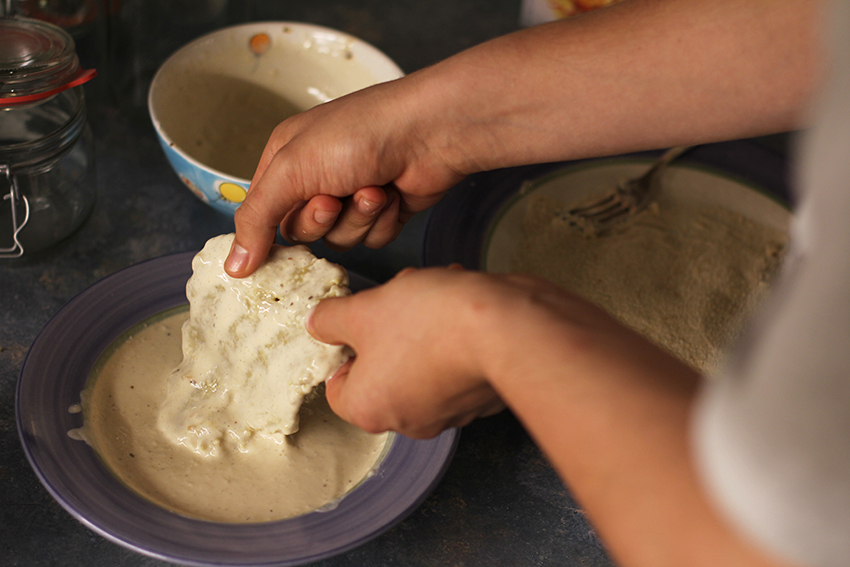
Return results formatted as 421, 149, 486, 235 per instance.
451, 274, 579, 394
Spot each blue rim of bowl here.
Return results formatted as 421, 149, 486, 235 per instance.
16, 251, 459, 567
421, 139, 792, 269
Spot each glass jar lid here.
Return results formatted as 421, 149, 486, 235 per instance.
0, 16, 96, 107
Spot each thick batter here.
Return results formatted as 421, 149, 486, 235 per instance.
77, 310, 387, 522
73, 236, 388, 523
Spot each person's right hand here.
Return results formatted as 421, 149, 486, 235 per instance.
225, 76, 468, 278
307, 266, 507, 439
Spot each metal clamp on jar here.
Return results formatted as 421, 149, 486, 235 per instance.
1, 16, 96, 258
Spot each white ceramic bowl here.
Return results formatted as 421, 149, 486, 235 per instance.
149, 22, 404, 216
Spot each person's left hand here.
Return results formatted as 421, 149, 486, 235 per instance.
224, 77, 468, 279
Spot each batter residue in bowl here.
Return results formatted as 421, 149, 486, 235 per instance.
156, 73, 302, 179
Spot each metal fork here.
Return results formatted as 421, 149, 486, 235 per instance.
568, 146, 691, 230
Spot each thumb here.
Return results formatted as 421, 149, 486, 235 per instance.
306, 295, 356, 347
224, 198, 286, 278
323, 357, 353, 420
225, 155, 308, 277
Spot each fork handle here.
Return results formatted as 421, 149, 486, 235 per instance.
654, 145, 692, 170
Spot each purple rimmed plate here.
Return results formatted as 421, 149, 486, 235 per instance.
16, 251, 458, 566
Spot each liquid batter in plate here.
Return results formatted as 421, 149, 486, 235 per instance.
71, 236, 389, 523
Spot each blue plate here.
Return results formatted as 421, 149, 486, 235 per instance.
16, 251, 458, 566
422, 140, 791, 269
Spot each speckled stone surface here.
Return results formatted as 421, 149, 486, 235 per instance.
2, 2, 788, 566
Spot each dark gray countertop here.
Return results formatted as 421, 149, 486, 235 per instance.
0, 1, 615, 565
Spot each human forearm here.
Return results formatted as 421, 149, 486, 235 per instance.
468, 275, 793, 567
405, 0, 822, 174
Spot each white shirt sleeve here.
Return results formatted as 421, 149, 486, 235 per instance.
693, 2, 850, 566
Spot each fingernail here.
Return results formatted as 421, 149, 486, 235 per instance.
357, 197, 381, 215
314, 209, 338, 225
225, 242, 249, 274
305, 305, 319, 336
287, 228, 308, 243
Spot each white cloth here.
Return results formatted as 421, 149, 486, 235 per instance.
694, 2, 850, 566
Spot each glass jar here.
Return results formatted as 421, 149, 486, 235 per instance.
0, 16, 97, 257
